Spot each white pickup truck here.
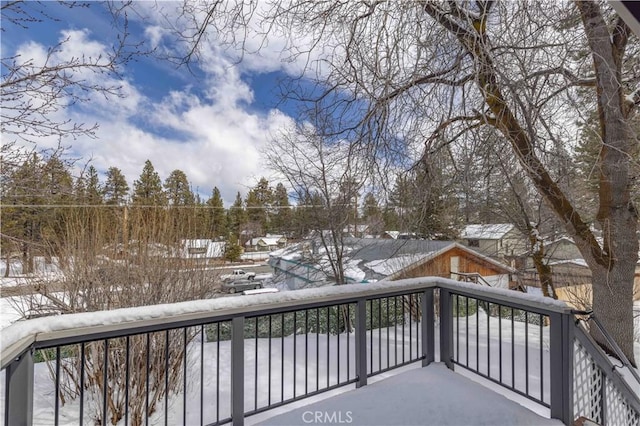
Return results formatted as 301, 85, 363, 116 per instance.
220, 269, 256, 282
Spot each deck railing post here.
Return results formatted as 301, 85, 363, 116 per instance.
439, 288, 454, 369
549, 312, 574, 425
422, 288, 434, 367
4, 349, 33, 426
355, 299, 368, 388
231, 316, 245, 426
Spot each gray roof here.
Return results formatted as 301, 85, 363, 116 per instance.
343, 238, 454, 263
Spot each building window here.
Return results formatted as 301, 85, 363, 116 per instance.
467, 239, 479, 247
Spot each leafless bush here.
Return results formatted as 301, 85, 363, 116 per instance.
16, 205, 218, 425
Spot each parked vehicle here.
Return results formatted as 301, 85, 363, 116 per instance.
222, 279, 262, 294
220, 269, 256, 282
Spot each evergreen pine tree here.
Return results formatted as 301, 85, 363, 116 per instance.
271, 182, 292, 235
361, 192, 384, 236
103, 167, 129, 206
206, 187, 227, 239
41, 157, 75, 260
226, 191, 247, 243
163, 169, 196, 238
1, 153, 43, 273
245, 177, 272, 234
132, 160, 165, 205
85, 165, 103, 205
224, 240, 243, 262
163, 169, 195, 206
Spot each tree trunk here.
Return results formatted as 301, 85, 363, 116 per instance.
528, 233, 557, 299
22, 241, 33, 274
422, 1, 638, 364
4, 252, 10, 278
532, 255, 556, 300
591, 263, 637, 367
576, 0, 638, 366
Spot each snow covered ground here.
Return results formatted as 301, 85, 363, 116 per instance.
0, 257, 62, 282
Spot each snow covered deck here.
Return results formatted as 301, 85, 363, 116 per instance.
255, 363, 561, 426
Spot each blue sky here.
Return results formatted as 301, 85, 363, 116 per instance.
2, 1, 307, 205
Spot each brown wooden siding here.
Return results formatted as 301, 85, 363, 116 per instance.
392, 247, 510, 280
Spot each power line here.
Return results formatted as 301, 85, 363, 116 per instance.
0, 204, 336, 209
0, 204, 360, 210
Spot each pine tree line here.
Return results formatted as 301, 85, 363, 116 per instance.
5, 125, 631, 275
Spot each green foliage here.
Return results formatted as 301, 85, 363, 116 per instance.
163, 169, 194, 206
292, 192, 315, 239
205, 298, 421, 342
75, 165, 103, 205
227, 191, 247, 237
453, 296, 478, 317
205, 187, 227, 238
365, 297, 408, 329
34, 345, 77, 363
103, 167, 129, 205
361, 192, 384, 236
132, 160, 165, 206
270, 182, 292, 235
245, 177, 272, 233
452, 297, 545, 326
362, 192, 380, 221
206, 307, 353, 341
0, 153, 79, 270
224, 240, 243, 262
386, 167, 459, 239
293, 191, 328, 238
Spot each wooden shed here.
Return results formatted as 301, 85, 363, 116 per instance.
384, 243, 516, 289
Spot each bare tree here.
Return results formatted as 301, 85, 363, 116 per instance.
454, 128, 566, 298
1, 1, 144, 144
265, 120, 366, 285
11, 203, 218, 425
174, 0, 640, 364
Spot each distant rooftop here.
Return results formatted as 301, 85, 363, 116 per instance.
461, 224, 515, 240
345, 238, 454, 263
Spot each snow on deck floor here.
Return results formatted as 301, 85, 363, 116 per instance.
256, 363, 562, 426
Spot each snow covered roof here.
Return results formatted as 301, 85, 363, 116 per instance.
547, 259, 589, 267
383, 231, 400, 239
346, 238, 453, 263
246, 237, 282, 247
545, 236, 575, 246
365, 254, 428, 276
270, 238, 515, 283
181, 239, 225, 258
461, 224, 515, 240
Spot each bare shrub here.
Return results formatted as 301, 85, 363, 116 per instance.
17, 205, 218, 425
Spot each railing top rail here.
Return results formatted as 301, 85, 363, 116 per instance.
0, 277, 571, 370
437, 280, 571, 314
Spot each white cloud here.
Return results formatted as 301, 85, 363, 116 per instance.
68, 61, 295, 205
74, 105, 294, 205
6, 5, 302, 208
